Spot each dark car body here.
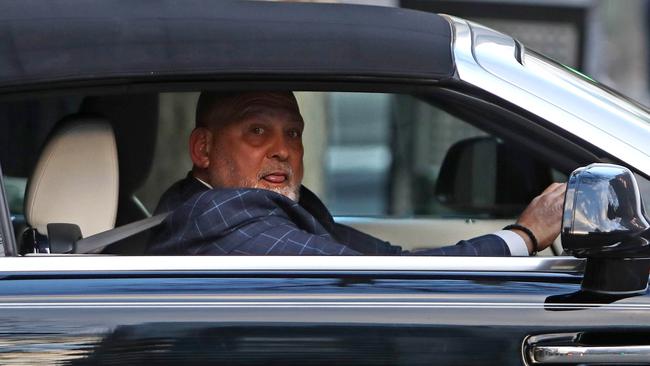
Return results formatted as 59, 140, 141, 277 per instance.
1, 1, 650, 365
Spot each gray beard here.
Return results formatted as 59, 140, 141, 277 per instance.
250, 181, 300, 202
209, 153, 300, 202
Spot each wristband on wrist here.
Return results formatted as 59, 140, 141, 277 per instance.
503, 224, 538, 256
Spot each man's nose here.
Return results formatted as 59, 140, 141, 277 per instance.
267, 135, 290, 161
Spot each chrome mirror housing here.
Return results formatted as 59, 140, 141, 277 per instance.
562, 163, 650, 294
562, 163, 650, 257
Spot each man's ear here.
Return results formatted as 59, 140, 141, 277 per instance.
189, 127, 212, 168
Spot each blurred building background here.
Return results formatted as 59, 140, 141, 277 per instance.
288, 0, 650, 102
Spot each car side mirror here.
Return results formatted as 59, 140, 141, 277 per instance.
562, 163, 650, 294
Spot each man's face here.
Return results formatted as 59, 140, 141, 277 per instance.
206, 106, 304, 201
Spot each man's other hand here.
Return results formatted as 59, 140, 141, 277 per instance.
513, 182, 567, 254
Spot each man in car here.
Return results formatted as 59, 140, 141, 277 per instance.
147, 91, 566, 256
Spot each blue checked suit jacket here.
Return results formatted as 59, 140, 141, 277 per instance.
147, 175, 511, 256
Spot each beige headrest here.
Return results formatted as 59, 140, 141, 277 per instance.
25, 118, 119, 238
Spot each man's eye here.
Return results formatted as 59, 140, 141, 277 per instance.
251, 127, 265, 135
288, 129, 301, 138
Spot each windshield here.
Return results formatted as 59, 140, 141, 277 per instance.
527, 49, 650, 125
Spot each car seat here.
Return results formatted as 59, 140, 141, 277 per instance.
21, 115, 119, 253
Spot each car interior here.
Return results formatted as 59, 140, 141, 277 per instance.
0, 89, 583, 256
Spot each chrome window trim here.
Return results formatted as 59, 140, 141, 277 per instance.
447, 16, 650, 176
0, 256, 584, 273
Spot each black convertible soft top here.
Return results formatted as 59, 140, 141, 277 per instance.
0, 0, 454, 90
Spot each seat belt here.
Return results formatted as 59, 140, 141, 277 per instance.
74, 213, 169, 254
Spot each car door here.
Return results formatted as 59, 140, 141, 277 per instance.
0, 255, 649, 365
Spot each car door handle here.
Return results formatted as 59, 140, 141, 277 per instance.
524, 333, 650, 365
531, 345, 650, 364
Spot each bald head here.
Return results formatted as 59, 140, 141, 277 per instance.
196, 91, 302, 129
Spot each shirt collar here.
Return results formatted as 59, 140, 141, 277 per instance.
194, 176, 213, 189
